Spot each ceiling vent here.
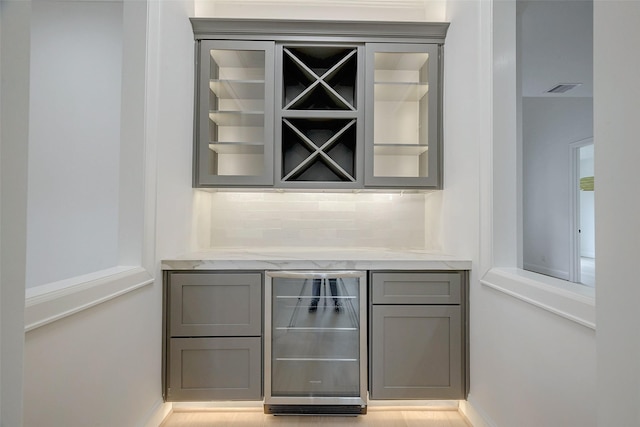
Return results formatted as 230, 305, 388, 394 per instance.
546, 83, 582, 94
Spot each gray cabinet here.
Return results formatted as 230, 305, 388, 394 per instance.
190, 19, 448, 190
365, 43, 442, 188
169, 337, 262, 401
194, 40, 275, 187
369, 271, 468, 400
164, 272, 263, 401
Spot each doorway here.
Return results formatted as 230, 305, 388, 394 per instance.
570, 139, 595, 286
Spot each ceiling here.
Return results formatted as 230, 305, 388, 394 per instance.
519, 0, 593, 98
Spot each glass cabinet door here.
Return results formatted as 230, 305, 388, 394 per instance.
365, 43, 441, 188
195, 40, 275, 187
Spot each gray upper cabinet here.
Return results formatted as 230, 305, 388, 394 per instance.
190, 18, 448, 189
194, 40, 275, 187
365, 43, 442, 188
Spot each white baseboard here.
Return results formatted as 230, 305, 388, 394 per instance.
459, 396, 497, 427
142, 400, 172, 427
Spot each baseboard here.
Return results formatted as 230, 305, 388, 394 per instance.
142, 399, 172, 427
458, 396, 497, 427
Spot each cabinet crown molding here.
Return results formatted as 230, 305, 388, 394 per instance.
190, 18, 450, 43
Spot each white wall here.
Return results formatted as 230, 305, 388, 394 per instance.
594, 2, 640, 426
21, 1, 166, 426
23, 286, 159, 427
522, 97, 593, 279
153, 0, 198, 261
195, 0, 446, 21
460, 1, 598, 426
25, 1, 123, 288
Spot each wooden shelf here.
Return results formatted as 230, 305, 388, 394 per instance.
208, 142, 264, 155
209, 111, 264, 126
209, 80, 265, 99
374, 144, 429, 156
374, 82, 429, 102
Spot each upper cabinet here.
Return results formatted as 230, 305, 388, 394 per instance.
365, 43, 441, 188
190, 19, 448, 190
195, 40, 275, 186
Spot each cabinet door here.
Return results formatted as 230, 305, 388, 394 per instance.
364, 43, 441, 188
370, 305, 462, 399
169, 272, 262, 337
168, 337, 262, 401
195, 40, 275, 187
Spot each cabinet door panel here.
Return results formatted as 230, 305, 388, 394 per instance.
168, 337, 262, 401
370, 305, 462, 399
169, 272, 262, 337
364, 43, 441, 188
371, 272, 461, 305
195, 40, 275, 187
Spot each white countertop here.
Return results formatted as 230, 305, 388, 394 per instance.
161, 248, 471, 271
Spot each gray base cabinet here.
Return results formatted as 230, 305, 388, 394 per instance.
163, 268, 468, 402
164, 272, 263, 401
369, 271, 468, 400
169, 337, 262, 401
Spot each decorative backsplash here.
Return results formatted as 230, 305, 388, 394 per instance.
193, 191, 442, 250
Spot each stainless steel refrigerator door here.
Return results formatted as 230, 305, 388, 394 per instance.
265, 271, 367, 409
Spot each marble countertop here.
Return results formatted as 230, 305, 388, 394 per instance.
161, 248, 471, 271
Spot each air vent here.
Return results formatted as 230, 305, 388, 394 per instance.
546, 83, 582, 94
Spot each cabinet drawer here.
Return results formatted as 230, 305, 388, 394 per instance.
169, 272, 262, 337
168, 337, 262, 401
371, 272, 461, 304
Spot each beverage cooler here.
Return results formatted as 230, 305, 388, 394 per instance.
264, 271, 367, 415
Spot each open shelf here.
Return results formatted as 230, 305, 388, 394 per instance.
374, 82, 429, 102
209, 49, 266, 80
209, 142, 264, 155
209, 111, 264, 127
209, 80, 265, 100
373, 144, 428, 156
374, 52, 429, 77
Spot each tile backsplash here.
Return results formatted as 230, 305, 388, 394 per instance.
193, 191, 442, 250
